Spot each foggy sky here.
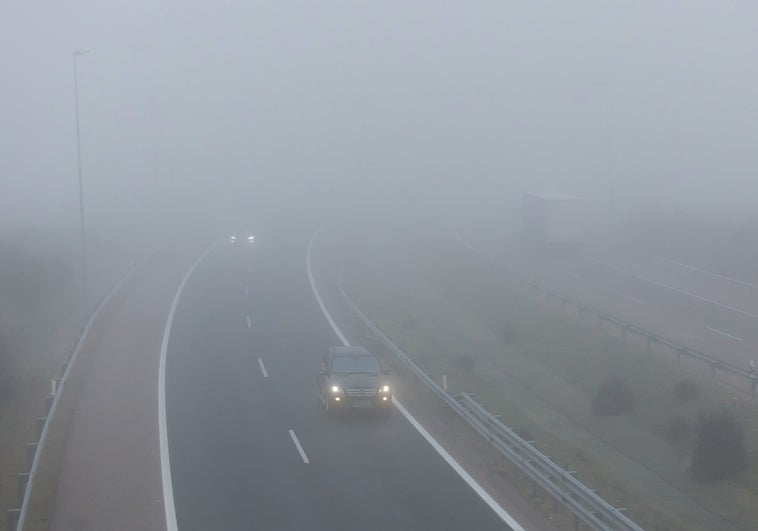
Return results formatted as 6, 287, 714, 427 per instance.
3, 1, 758, 235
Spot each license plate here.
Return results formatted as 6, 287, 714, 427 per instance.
352, 399, 373, 408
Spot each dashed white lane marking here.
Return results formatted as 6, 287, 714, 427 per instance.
288, 430, 309, 464
646, 253, 758, 290
244, 285, 249, 297
620, 293, 644, 304
706, 326, 744, 342
595, 260, 758, 320
305, 229, 525, 531
246, 315, 252, 329
257, 358, 269, 377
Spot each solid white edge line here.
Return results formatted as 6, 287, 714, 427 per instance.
646, 252, 758, 290
306, 229, 524, 531
593, 259, 758, 320
306, 230, 349, 346
289, 429, 310, 464
246, 315, 252, 329
705, 326, 744, 342
159, 244, 215, 531
257, 357, 269, 378
620, 293, 644, 305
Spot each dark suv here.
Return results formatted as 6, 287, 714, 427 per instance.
317, 346, 392, 416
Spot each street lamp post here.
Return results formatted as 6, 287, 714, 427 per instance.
73, 49, 90, 311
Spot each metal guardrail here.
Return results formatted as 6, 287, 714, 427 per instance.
9, 262, 140, 531
455, 234, 757, 398
537, 279, 757, 398
337, 282, 644, 531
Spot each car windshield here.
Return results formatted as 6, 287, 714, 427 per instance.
332, 355, 381, 374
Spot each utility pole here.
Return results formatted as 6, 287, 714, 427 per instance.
73, 50, 90, 312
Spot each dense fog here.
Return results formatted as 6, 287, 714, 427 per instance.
3, 1, 758, 239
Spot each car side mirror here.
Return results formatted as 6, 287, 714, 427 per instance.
319, 370, 327, 376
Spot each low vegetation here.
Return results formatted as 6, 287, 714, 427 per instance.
591, 377, 635, 417
665, 416, 690, 443
672, 379, 700, 403
691, 411, 748, 481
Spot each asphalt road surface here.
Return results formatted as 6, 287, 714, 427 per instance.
498, 244, 758, 379
164, 229, 514, 531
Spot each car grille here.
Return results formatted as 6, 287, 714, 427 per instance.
344, 387, 378, 397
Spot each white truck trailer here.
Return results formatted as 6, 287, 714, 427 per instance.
521, 192, 585, 251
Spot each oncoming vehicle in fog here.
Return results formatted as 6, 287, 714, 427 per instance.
229, 233, 255, 245
317, 346, 392, 417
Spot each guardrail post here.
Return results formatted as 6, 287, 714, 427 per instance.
752, 377, 756, 399
17, 473, 29, 505
646, 334, 656, 352
45, 394, 54, 413
7, 508, 20, 531
36, 417, 46, 441
26, 443, 38, 469
676, 347, 686, 366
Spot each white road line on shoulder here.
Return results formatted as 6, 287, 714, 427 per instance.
246, 315, 252, 329
646, 253, 758, 290
159, 244, 216, 531
306, 229, 524, 531
257, 358, 269, 377
594, 260, 758, 320
306, 230, 349, 345
288, 429, 309, 464
620, 293, 644, 304
244, 285, 249, 297
706, 326, 744, 342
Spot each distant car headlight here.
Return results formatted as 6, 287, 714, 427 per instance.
330, 385, 341, 394
379, 385, 390, 393
247, 235, 255, 243
230, 235, 237, 242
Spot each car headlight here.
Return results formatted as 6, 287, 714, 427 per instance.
230, 235, 237, 242
379, 385, 390, 393
247, 235, 255, 243
330, 385, 341, 394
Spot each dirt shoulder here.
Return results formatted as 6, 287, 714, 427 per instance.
23, 248, 198, 531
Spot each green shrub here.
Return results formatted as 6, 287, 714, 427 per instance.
666, 416, 690, 443
453, 353, 476, 373
673, 379, 700, 403
592, 377, 635, 416
691, 411, 748, 481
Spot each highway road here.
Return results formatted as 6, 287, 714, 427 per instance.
494, 244, 758, 382
163, 229, 516, 530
